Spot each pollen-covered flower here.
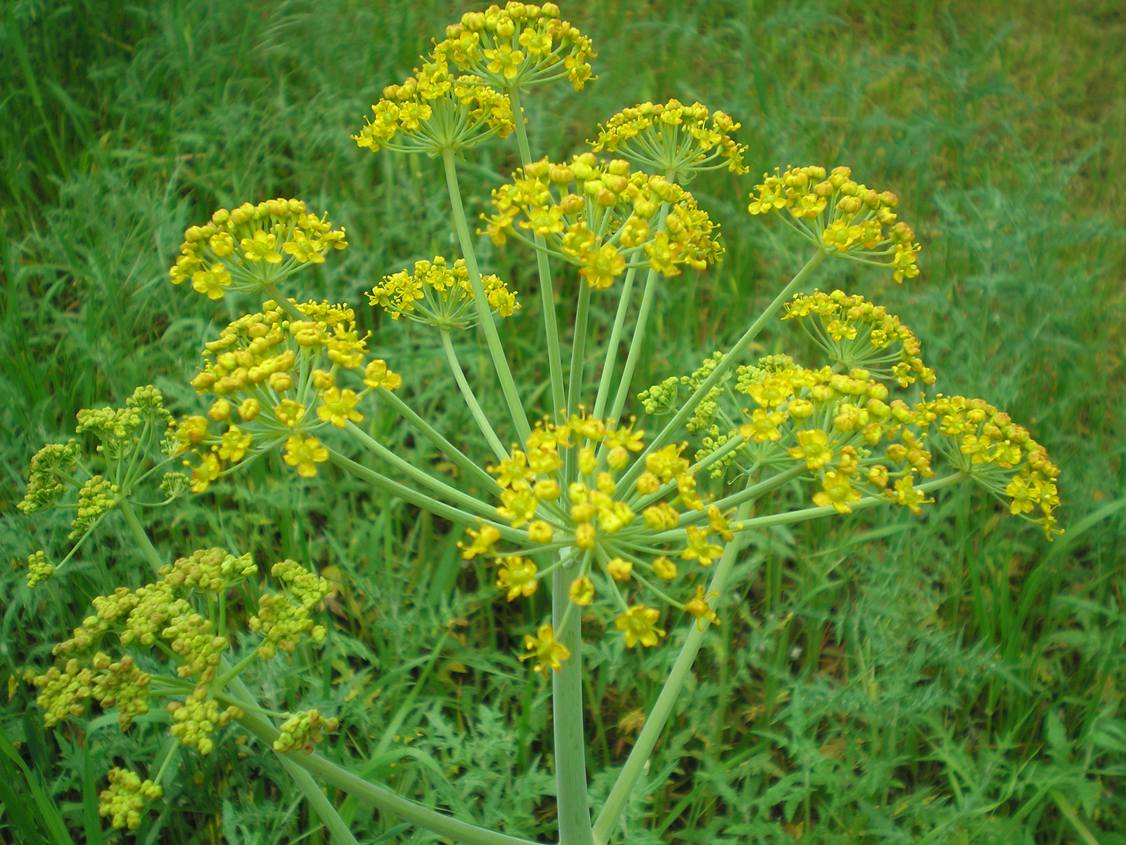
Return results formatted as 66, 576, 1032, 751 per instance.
435, 2, 595, 92
591, 99, 749, 180
170, 199, 347, 299
920, 395, 1061, 537
783, 290, 935, 387
484, 154, 722, 288
369, 256, 519, 329
615, 605, 665, 648
521, 623, 571, 674
353, 55, 513, 155
748, 165, 921, 283
176, 299, 402, 489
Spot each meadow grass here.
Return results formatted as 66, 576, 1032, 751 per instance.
1, 0, 1123, 842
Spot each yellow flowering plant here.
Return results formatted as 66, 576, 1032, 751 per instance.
16, 3, 1062, 843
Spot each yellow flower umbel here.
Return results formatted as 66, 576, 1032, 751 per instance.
783, 290, 936, 388
747, 165, 921, 283
484, 153, 722, 290
353, 54, 514, 156
368, 256, 520, 329
919, 395, 1061, 537
460, 414, 736, 661
170, 199, 347, 300
434, 2, 596, 92
174, 299, 402, 491
591, 99, 749, 182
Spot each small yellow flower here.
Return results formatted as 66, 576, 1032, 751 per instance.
283, 435, 328, 478
316, 388, 363, 427
606, 557, 633, 582
496, 556, 538, 601
615, 605, 665, 648
569, 576, 595, 606
241, 230, 282, 264
363, 359, 403, 390
521, 624, 571, 674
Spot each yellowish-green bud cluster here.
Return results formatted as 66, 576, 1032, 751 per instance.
591, 99, 749, 180
783, 289, 936, 387
369, 256, 520, 329
748, 165, 921, 283
485, 153, 723, 289
25, 550, 55, 588
435, 2, 595, 91
174, 299, 402, 490
168, 686, 242, 755
273, 708, 340, 753
920, 395, 1061, 537
248, 560, 331, 658
17, 441, 81, 513
170, 198, 347, 300
69, 475, 119, 540
76, 385, 174, 461
353, 56, 513, 156
98, 768, 163, 831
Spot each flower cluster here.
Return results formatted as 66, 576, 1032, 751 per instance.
273, 708, 341, 753
460, 414, 736, 667
249, 560, 332, 658
369, 256, 520, 329
920, 395, 1061, 536
434, 2, 595, 91
33, 548, 333, 755
99, 768, 163, 831
170, 199, 347, 300
25, 550, 55, 588
782, 290, 936, 388
484, 154, 722, 289
748, 165, 921, 283
174, 299, 402, 490
353, 56, 513, 156
591, 99, 749, 180
18, 387, 184, 585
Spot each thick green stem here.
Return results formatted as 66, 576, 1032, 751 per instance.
441, 330, 509, 460
344, 422, 496, 519
591, 265, 638, 420
379, 389, 500, 492
617, 251, 828, 495
234, 702, 537, 845
509, 86, 566, 420
441, 148, 532, 442
118, 501, 359, 844
551, 555, 596, 845
593, 496, 757, 844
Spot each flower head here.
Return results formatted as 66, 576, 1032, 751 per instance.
920, 395, 1061, 537
484, 153, 722, 288
748, 165, 921, 283
783, 290, 935, 387
175, 299, 401, 489
353, 55, 513, 155
170, 199, 347, 299
591, 99, 749, 181
435, 3, 595, 92
521, 623, 571, 674
369, 256, 519, 329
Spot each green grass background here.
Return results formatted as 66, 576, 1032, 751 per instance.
1, 0, 1123, 842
